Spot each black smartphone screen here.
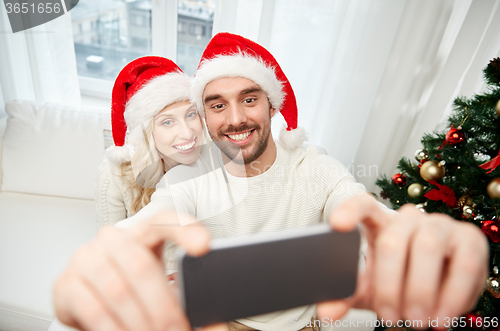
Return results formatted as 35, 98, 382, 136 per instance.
178, 223, 360, 328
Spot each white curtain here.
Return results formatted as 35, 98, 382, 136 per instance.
213, 0, 500, 192
0, 6, 81, 107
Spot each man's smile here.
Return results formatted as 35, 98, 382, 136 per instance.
225, 130, 254, 145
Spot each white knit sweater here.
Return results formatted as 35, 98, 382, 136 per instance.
117, 142, 369, 331
95, 158, 182, 273
95, 158, 137, 229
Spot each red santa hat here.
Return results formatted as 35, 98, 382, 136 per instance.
107, 56, 191, 164
191, 32, 307, 150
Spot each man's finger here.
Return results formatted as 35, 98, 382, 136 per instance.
402, 214, 450, 324
76, 238, 152, 331
99, 225, 194, 331
434, 222, 488, 325
373, 204, 419, 322
316, 299, 351, 322
131, 210, 211, 257
55, 272, 125, 331
328, 193, 391, 233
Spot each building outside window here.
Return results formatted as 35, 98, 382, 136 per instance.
177, 0, 214, 76
71, 0, 214, 82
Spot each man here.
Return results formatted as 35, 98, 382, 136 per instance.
54, 33, 488, 331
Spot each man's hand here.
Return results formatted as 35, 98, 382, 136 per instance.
317, 193, 489, 329
53, 211, 211, 331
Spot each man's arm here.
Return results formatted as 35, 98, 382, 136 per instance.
115, 172, 196, 229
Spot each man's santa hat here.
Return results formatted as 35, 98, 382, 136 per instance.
191, 32, 307, 150
107, 56, 191, 164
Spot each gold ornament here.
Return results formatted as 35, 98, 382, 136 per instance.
462, 205, 474, 219
487, 277, 500, 298
420, 161, 445, 182
496, 99, 500, 117
414, 149, 429, 162
457, 195, 474, 209
407, 183, 424, 198
487, 178, 500, 199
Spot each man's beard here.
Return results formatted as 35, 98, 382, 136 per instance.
208, 122, 271, 165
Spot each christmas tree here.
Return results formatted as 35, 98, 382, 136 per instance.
377, 58, 500, 330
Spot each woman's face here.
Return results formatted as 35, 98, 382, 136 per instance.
153, 101, 203, 166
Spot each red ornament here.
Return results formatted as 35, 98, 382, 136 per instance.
465, 313, 483, 329
392, 173, 407, 186
445, 128, 465, 145
424, 180, 457, 208
479, 148, 500, 174
482, 219, 500, 243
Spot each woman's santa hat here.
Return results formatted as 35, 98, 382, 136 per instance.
107, 56, 191, 164
191, 32, 307, 150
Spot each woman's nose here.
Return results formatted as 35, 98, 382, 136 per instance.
176, 120, 193, 140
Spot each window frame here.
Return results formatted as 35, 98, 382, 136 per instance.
79, 0, 179, 103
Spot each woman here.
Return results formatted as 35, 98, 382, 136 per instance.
95, 56, 204, 228
49, 57, 206, 331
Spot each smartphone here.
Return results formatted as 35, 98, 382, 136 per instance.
177, 223, 360, 328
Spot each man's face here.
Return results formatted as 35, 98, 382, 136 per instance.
202, 77, 276, 164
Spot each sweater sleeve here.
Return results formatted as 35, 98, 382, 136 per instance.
115, 170, 198, 274
305, 146, 393, 257
95, 159, 128, 229
115, 170, 197, 228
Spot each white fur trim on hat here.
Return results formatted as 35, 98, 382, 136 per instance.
279, 125, 308, 150
125, 71, 192, 131
191, 53, 285, 117
105, 145, 134, 165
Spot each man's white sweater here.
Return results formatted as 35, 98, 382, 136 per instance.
117, 141, 368, 331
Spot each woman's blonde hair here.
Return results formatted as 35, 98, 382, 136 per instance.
119, 112, 206, 215
119, 119, 165, 215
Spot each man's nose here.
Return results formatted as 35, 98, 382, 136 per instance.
226, 103, 248, 126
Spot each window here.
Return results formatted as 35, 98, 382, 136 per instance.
178, 21, 187, 34
178, 43, 186, 56
132, 37, 149, 49
177, 0, 214, 76
71, 0, 153, 81
131, 14, 147, 27
72, 0, 215, 100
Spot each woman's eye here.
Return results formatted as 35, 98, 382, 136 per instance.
162, 120, 173, 126
186, 111, 197, 119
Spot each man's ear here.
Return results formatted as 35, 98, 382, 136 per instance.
269, 102, 276, 118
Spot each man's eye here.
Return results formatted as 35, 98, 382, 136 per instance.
244, 98, 256, 104
213, 104, 224, 109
